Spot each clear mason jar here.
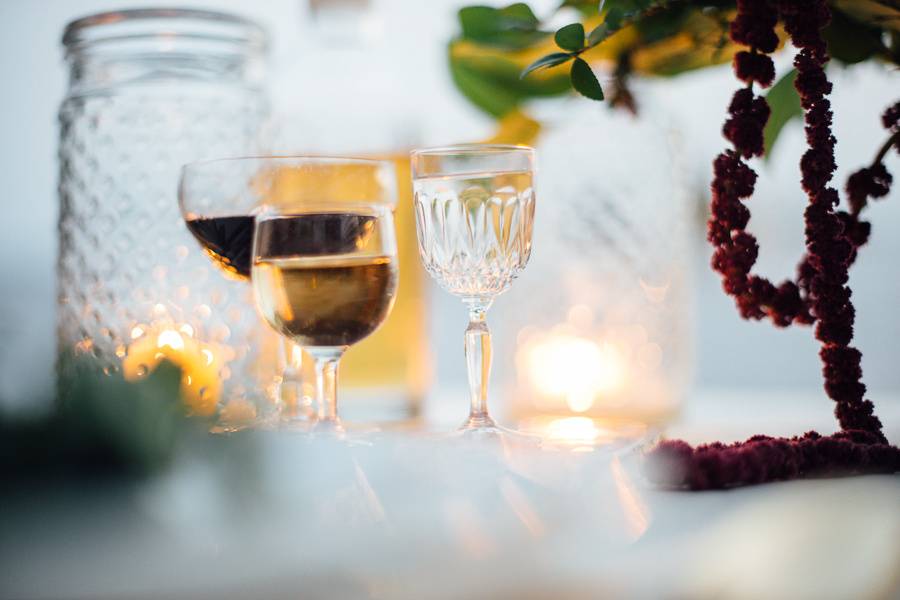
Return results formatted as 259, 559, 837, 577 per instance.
57, 9, 274, 427
494, 99, 694, 445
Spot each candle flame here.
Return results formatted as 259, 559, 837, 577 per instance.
521, 333, 625, 413
156, 330, 184, 351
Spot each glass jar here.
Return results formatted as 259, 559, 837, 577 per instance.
57, 9, 273, 427
494, 99, 694, 445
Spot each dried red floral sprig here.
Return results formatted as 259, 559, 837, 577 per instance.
649, 432, 900, 491
647, 0, 899, 489
882, 101, 900, 133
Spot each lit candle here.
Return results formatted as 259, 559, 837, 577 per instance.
122, 322, 230, 417
512, 304, 676, 443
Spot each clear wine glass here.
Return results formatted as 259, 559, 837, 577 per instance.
179, 157, 315, 428
249, 157, 399, 434
411, 144, 536, 440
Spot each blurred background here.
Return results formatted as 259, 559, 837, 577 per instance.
2, 0, 897, 416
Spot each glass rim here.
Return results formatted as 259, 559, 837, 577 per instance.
63, 8, 267, 50
181, 154, 393, 173
409, 144, 534, 158
178, 154, 398, 215
253, 203, 392, 217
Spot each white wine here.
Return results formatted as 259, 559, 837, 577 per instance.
253, 254, 398, 347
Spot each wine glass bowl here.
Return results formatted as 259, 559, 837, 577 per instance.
179, 157, 266, 282
411, 145, 536, 441
178, 158, 284, 430
413, 168, 534, 298
252, 211, 398, 350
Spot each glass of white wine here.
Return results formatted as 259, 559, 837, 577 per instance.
251, 157, 399, 433
411, 144, 536, 441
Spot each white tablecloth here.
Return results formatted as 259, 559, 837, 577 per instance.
2, 389, 898, 599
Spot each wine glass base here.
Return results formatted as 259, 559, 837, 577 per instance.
210, 412, 281, 434
299, 419, 380, 445
447, 420, 543, 449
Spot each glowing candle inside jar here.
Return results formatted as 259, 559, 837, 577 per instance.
523, 333, 626, 413
514, 324, 652, 444
122, 323, 231, 417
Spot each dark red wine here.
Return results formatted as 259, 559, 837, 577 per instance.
186, 216, 254, 280
186, 213, 376, 281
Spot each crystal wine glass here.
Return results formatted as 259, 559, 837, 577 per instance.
411, 144, 536, 439
250, 157, 399, 433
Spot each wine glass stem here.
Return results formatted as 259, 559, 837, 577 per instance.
277, 340, 308, 420
309, 348, 344, 425
464, 299, 495, 428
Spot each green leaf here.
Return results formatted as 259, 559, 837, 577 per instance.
570, 57, 605, 100
832, 0, 900, 33
450, 56, 523, 117
493, 29, 550, 49
449, 45, 572, 117
593, 0, 675, 44
465, 53, 573, 95
561, 0, 602, 17
633, 3, 692, 42
588, 23, 612, 46
555, 23, 586, 51
604, 6, 626, 29
763, 69, 802, 159
521, 52, 574, 78
458, 4, 546, 49
55, 356, 190, 475
499, 2, 539, 26
824, 8, 884, 64
459, 6, 502, 40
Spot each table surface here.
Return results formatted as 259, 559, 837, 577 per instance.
2, 389, 899, 600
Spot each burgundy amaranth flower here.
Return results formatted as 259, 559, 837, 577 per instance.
734, 51, 775, 86
723, 90, 770, 158
847, 164, 893, 213
647, 433, 900, 490
794, 52, 833, 107
658, 0, 899, 490
883, 101, 900, 132
730, 0, 779, 53
708, 51, 806, 327
800, 147, 836, 192
776, 0, 829, 54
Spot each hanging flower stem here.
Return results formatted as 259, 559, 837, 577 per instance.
646, 0, 900, 489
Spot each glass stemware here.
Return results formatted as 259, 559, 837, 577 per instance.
411, 144, 536, 439
179, 158, 312, 427
248, 157, 399, 433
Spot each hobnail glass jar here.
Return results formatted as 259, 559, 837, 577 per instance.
57, 9, 273, 426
